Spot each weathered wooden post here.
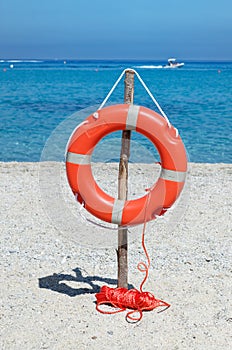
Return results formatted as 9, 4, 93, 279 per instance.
117, 69, 135, 288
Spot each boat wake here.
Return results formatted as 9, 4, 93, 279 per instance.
0, 59, 43, 63
134, 65, 163, 69
134, 59, 184, 69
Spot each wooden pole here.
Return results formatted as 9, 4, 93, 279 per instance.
117, 69, 135, 288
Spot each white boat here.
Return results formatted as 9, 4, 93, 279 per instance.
163, 58, 184, 68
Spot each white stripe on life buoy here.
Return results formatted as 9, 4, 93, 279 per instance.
66, 152, 91, 165
126, 105, 140, 130
111, 199, 125, 224
160, 168, 186, 182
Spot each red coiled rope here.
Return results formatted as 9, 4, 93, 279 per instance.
95, 203, 170, 322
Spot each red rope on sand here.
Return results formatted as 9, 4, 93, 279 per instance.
95, 200, 170, 322
96, 286, 170, 322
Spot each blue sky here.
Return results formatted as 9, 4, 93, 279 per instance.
0, 0, 231, 60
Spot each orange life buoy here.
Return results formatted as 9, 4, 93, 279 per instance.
66, 104, 187, 226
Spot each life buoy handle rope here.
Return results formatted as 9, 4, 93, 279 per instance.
77, 170, 184, 231
66, 104, 187, 227
78, 194, 154, 231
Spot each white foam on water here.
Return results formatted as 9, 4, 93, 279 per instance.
134, 65, 163, 69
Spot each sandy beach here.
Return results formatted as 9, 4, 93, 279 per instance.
1, 162, 231, 349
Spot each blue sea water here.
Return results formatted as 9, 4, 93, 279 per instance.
0, 59, 231, 163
